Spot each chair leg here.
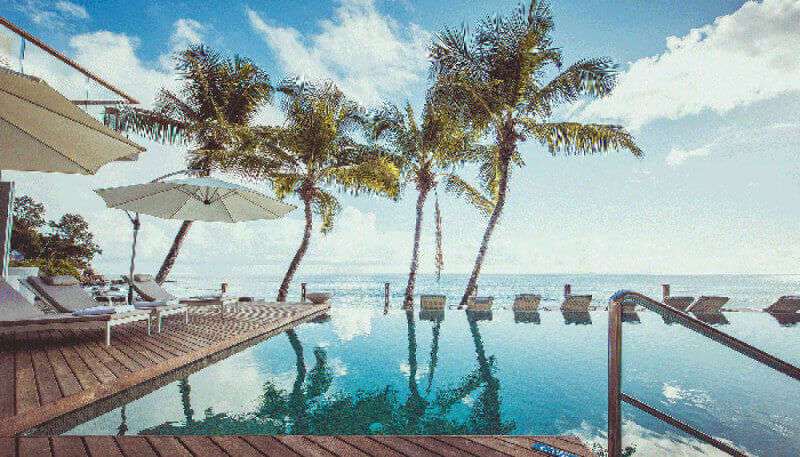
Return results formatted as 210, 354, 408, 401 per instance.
147, 318, 151, 335
157, 315, 162, 333
106, 322, 111, 346
185, 309, 189, 325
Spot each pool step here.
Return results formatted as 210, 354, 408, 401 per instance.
7, 434, 597, 457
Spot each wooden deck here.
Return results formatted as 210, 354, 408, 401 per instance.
0, 302, 330, 436
0, 434, 597, 457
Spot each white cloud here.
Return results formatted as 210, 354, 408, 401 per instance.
13, 0, 88, 28
54, 1, 88, 19
246, 0, 430, 105
581, 0, 800, 129
666, 121, 800, 166
666, 144, 714, 166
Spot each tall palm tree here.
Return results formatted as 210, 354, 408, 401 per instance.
371, 101, 493, 309
218, 79, 401, 301
430, 0, 642, 306
105, 45, 273, 284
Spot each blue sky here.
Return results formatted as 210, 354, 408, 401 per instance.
1, 0, 799, 276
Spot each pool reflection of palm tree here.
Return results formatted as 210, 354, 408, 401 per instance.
140, 316, 511, 435
426, 319, 442, 393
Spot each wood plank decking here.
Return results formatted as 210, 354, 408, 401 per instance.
0, 302, 330, 436
1, 435, 597, 457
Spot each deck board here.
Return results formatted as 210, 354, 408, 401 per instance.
0, 303, 329, 435
32, 436, 596, 457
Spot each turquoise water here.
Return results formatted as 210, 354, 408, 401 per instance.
65, 274, 800, 457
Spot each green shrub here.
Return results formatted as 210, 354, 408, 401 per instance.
11, 259, 82, 280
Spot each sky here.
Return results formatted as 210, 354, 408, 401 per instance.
1, 0, 799, 277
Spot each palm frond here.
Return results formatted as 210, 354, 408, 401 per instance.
443, 174, 494, 217
313, 190, 342, 234
519, 120, 643, 156
103, 106, 188, 145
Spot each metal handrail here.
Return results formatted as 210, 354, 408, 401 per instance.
607, 290, 800, 457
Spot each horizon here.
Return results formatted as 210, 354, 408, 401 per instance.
2, 0, 799, 277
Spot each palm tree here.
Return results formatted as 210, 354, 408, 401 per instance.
371, 101, 493, 309
105, 45, 273, 284
430, 0, 642, 306
218, 79, 401, 301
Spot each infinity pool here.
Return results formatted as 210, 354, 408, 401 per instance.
64, 307, 800, 457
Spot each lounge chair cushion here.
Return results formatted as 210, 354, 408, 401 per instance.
27, 276, 99, 313
764, 296, 800, 314
0, 279, 43, 320
41, 275, 79, 286
72, 306, 116, 316
129, 276, 175, 301
134, 274, 154, 282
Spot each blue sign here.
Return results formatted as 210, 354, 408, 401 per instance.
531, 442, 580, 457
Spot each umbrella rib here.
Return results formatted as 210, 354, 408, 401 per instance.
208, 189, 236, 204
168, 188, 194, 219
0, 87, 143, 150
219, 196, 235, 223
0, 116, 92, 173
235, 192, 285, 219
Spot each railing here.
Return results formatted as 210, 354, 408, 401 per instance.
607, 290, 800, 457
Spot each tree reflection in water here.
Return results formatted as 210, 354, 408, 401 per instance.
141, 315, 513, 435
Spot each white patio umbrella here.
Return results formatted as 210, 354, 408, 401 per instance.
94, 170, 297, 303
0, 67, 144, 276
0, 67, 144, 174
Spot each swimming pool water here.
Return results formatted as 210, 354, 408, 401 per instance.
65, 307, 800, 457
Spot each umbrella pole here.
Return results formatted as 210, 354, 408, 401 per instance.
126, 212, 140, 305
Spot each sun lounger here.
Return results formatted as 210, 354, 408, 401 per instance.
467, 296, 493, 311
561, 294, 592, 312
763, 296, 800, 314
513, 294, 541, 311
24, 275, 183, 333
24, 275, 113, 313
420, 295, 446, 310
686, 296, 729, 314
664, 296, 694, 312
692, 312, 730, 326
4, 279, 149, 345
127, 274, 238, 316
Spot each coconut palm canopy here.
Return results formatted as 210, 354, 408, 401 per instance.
370, 100, 494, 307
104, 44, 275, 284
429, 0, 642, 306
0, 67, 144, 174
217, 78, 401, 301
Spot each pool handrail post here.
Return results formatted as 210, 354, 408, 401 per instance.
608, 296, 623, 457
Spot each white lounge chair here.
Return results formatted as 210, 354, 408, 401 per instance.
561, 294, 592, 312
764, 296, 800, 314
513, 294, 541, 311
24, 275, 184, 334
467, 296, 493, 311
420, 295, 446, 310
664, 296, 694, 312
686, 296, 729, 314
4, 279, 149, 346
127, 274, 238, 316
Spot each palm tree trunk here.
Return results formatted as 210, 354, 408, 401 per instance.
403, 188, 430, 309
277, 198, 313, 302
155, 220, 193, 285
459, 155, 511, 307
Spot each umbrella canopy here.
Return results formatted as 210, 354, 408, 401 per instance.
0, 67, 144, 174
94, 176, 297, 222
